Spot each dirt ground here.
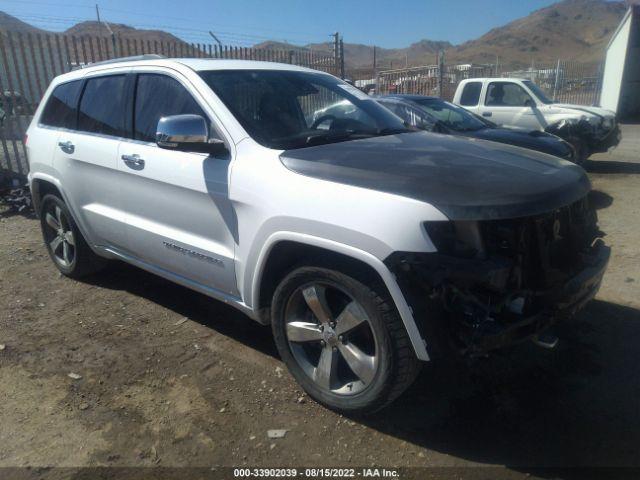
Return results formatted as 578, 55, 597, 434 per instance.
1, 127, 639, 479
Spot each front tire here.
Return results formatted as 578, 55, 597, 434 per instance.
39, 194, 106, 278
569, 137, 589, 165
271, 266, 421, 414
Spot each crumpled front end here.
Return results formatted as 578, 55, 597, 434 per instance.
387, 195, 610, 357
546, 114, 621, 154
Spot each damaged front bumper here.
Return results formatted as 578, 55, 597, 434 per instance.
387, 198, 609, 357
590, 123, 621, 153
546, 118, 621, 155
453, 242, 609, 353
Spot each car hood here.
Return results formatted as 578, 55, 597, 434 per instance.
461, 127, 573, 158
544, 103, 616, 120
280, 131, 590, 221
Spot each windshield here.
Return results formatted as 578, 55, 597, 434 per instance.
522, 80, 554, 105
199, 70, 412, 149
412, 98, 488, 132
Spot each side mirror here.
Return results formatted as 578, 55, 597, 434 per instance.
524, 98, 536, 109
156, 114, 227, 155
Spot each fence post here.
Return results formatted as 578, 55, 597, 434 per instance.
437, 50, 445, 99
552, 59, 561, 101
339, 39, 345, 79
332, 32, 339, 77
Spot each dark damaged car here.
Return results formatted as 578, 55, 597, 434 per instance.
376, 94, 577, 161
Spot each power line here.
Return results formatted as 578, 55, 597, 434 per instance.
0, 0, 331, 41
0, 12, 330, 46
0, 16, 334, 53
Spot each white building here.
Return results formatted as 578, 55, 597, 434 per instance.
601, 4, 640, 121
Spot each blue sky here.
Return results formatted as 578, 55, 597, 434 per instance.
0, 0, 567, 48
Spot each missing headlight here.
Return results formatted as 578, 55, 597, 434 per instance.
423, 221, 484, 259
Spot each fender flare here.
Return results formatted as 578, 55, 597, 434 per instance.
249, 231, 430, 361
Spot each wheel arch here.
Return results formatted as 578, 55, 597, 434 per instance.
250, 232, 430, 361
30, 174, 65, 218
29, 173, 100, 255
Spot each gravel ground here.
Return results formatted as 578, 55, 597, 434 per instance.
0, 128, 639, 479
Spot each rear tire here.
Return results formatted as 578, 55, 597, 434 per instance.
39, 194, 106, 278
271, 266, 421, 415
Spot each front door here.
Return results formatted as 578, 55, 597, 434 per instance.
117, 72, 238, 297
481, 81, 543, 130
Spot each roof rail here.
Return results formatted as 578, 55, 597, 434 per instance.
83, 54, 167, 68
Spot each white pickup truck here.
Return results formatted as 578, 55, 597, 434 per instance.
453, 78, 621, 164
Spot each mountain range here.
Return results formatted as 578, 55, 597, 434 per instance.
0, 0, 631, 71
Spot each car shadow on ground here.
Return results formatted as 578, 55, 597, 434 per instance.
585, 159, 640, 174
362, 299, 640, 473
82, 262, 279, 359
82, 264, 640, 474
588, 190, 613, 210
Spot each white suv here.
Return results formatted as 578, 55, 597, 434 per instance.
27, 57, 609, 413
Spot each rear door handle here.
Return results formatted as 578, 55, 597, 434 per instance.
121, 154, 145, 170
482, 112, 492, 117
58, 140, 74, 154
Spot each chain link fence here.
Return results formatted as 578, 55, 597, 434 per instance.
374, 60, 603, 105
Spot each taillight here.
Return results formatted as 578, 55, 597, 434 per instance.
23, 134, 28, 145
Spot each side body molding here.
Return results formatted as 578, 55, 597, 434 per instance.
250, 231, 430, 361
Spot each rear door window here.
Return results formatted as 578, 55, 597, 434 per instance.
459, 82, 482, 106
78, 75, 127, 137
133, 74, 206, 143
40, 80, 82, 129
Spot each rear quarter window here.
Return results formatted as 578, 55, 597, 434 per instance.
78, 75, 127, 137
459, 82, 482, 106
40, 80, 82, 129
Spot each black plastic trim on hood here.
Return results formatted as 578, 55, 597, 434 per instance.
280, 131, 591, 221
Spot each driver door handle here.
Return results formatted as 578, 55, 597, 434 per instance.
482, 112, 492, 117
58, 140, 74, 154
121, 153, 145, 169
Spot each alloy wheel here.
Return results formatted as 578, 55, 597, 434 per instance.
284, 282, 378, 395
43, 204, 76, 268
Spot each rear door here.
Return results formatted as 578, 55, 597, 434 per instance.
457, 80, 483, 115
51, 71, 129, 249
117, 70, 238, 296
481, 81, 542, 129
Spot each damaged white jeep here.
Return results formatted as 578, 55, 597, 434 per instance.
28, 58, 610, 414
454, 78, 621, 164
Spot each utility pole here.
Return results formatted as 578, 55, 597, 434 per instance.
373, 46, 377, 89
437, 50, 445, 99
332, 32, 340, 76
96, 4, 117, 58
208, 31, 223, 49
339, 38, 345, 79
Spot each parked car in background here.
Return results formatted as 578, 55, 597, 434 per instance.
377, 95, 576, 161
27, 57, 609, 414
453, 78, 621, 164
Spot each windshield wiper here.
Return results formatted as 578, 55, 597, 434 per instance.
375, 127, 412, 136
305, 130, 363, 146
